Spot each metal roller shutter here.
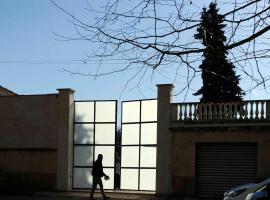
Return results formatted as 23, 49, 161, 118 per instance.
196, 143, 257, 199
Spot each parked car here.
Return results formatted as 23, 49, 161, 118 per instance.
245, 184, 270, 200
223, 178, 270, 200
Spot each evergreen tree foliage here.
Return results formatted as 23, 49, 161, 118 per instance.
194, 2, 245, 103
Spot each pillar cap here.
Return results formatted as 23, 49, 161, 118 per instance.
156, 84, 174, 88
57, 88, 75, 93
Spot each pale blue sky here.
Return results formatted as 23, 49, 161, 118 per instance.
0, 0, 163, 101
0, 0, 269, 102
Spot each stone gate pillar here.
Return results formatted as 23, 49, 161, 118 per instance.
56, 88, 75, 191
156, 84, 174, 194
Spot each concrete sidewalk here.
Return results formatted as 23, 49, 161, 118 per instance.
0, 191, 199, 200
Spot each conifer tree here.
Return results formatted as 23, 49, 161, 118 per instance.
194, 2, 244, 103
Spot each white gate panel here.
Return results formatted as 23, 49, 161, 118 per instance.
74, 146, 94, 166
120, 99, 157, 191
73, 168, 92, 188
94, 146, 115, 167
122, 101, 140, 123
121, 147, 139, 167
122, 124, 140, 145
140, 169, 156, 191
95, 101, 116, 122
73, 100, 117, 190
95, 124, 115, 144
75, 102, 94, 122
121, 169, 139, 190
74, 124, 94, 144
140, 147, 156, 168
141, 123, 157, 144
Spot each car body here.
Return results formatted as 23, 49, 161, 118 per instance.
223, 178, 270, 200
245, 191, 267, 200
245, 184, 270, 200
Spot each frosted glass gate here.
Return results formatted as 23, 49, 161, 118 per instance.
73, 100, 117, 189
120, 99, 157, 191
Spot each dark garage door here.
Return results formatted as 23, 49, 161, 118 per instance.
196, 143, 257, 199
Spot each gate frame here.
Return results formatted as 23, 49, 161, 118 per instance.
120, 98, 157, 191
72, 100, 117, 190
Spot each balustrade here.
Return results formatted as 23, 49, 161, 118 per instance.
171, 100, 270, 121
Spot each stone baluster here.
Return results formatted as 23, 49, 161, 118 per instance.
244, 102, 249, 119
218, 103, 222, 119
203, 104, 207, 120
255, 101, 259, 119
250, 101, 254, 119
261, 101, 265, 119
179, 104, 183, 121
228, 103, 232, 119
213, 104, 217, 119
188, 103, 193, 119
239, 103, 244, 119
233, 103, 238, 119
183, 104, 187, 119
193, 104, 198, 120
267, 101, 270, 119
208, 103, 212, 120
198, 104, 202, 120
223, 103, 227, 119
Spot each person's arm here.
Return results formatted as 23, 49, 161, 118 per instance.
101, 163, 109, 178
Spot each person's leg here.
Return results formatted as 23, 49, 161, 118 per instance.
90, 177, 97, 199
97, 177, 108, 199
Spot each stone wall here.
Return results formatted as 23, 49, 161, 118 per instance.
156, 84, 270, 197
0, 95, 58, 149
0, 149, 56, 189
0, 94, 58, 190
171, 129, 270, 196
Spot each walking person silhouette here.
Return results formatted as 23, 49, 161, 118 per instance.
90, 154, 110, 200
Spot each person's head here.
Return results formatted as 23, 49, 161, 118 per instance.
97, 154, 103, 161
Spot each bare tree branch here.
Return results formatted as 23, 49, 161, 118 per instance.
51, 0, 270, 97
